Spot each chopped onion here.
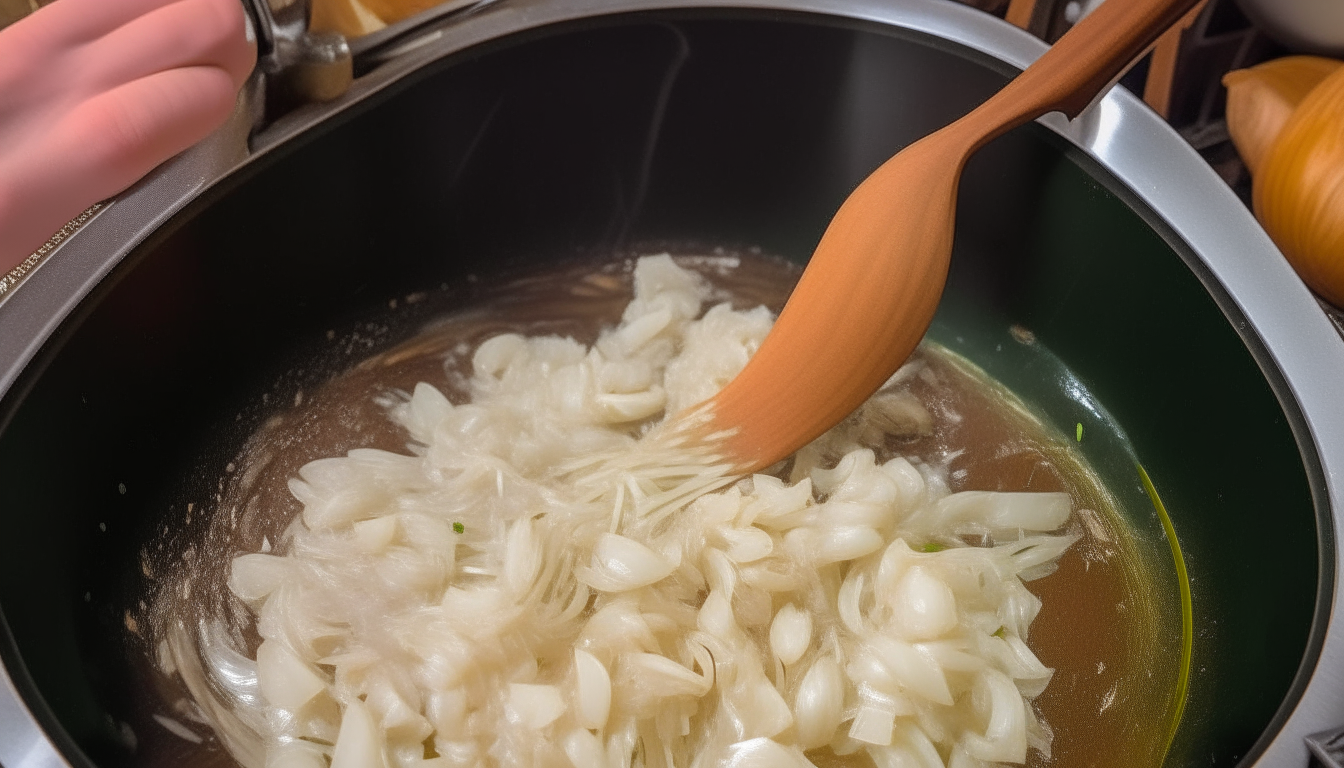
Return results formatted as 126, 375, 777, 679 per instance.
868, 722, 944, 768
472, 333, 529, 378
934, 491, 1071, 534
573, 649, 611, 730
619, 653, 711, 698
506, 683, 566, 729
228, 554, 290, 603
787, 525, 883, 566
330, 699, 386, 768
595, 388, 667, 422
722, 737, 815, 768
216, 256, 1076, 768
718, 526, 774, 563
962, 669, 1028, 763
769, 603, 812, 666
849, 704, 896, 746
351, 516, 397, 554
254, 641, 325, 711
866, 636, 953, 706
578, 533, 676, 592
794, 655, 844, 749
562, 728, 605, 767
890, 566, 958, 641
264, 739, 328, 768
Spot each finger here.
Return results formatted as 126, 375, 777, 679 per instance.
80, 0, 255, 94
0, 65, 237, 267
71, 65, 239, 198
0, 0, 252, 134
19, 0, 187, 48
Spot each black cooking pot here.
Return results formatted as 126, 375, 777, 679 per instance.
1, 1, 1343, 767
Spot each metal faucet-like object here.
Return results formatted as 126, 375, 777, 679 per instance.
245, 0, 355, 115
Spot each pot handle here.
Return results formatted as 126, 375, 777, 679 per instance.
1309, 727, 1344, 767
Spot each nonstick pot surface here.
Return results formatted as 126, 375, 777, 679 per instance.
0, 9, 1323, 768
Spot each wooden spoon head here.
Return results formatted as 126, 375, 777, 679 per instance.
680, 0, 1206, 474
699, 133, 969, 472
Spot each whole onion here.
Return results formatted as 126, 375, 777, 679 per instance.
1225, 56, 1344, 307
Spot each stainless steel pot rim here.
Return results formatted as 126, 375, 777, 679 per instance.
1, 1, 1342, 767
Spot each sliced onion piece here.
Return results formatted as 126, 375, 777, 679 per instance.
703, 547, 738, 597
255, 641, 326, 711
352, 516, 398, 554
506, 683, 567, 729
719, 526, 774, 563
786, 525, 884, 566
794, 655, 845, 749
722, 737, 815, 768
769, 603, 812, 666
819, 526, 885, 564
580, 600, 658, 653
986, 634, 1053, 697
365, 676, 432, 744
962, 669, 1028, 763
574, 649, 612, 730
614, 307, 674, 353
503, 517, 541, 596
265, 739, 328, 768
1003, 534, 1081, 580
920, 640, 987, 673
837, 571, 869, 637
868, 722, 944, 768
563, 728, 606, 767
578, 533, 676, 592
849, 705, 895, 746
742, 475, 813, 529
696, 589, 737, 639
948, 745, 991, 768
330, 699, 388, 768
229, 554, 290, 603
891, 566, 958, 641
881, 457, 927, 514
595, 388, 667, 423
620, 653, 711, 698
472, 333, 529, 378
867, 636, 953, 706
743, 677, 796, 739
935, 491, 1071, 534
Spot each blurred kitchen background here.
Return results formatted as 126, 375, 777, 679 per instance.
2, 0, 1327, 202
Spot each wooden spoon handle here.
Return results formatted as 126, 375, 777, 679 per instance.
974, 0, 1203, 138
690, 0, 1205, 474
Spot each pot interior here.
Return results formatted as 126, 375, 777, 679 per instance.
0, 8, 1323, 768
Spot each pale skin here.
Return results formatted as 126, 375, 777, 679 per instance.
0, 0, 256, 270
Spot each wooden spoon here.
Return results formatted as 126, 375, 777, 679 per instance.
685, 0, 1202, 473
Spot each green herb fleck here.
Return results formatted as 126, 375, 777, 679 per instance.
1075, 422, 1084, 442
920, 542, 946, 553
452, 522, 465, 534
992, 626, 1007, 638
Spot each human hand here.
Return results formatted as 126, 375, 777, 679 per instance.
0, 0, 256, 271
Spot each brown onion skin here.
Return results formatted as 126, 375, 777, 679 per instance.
1253, 63, 1344, 308
1223, 56, 1341, 175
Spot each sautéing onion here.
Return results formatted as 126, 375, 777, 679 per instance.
217, 256, 1077, 768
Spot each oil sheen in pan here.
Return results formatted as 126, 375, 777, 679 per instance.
122, 252, 1181, 768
